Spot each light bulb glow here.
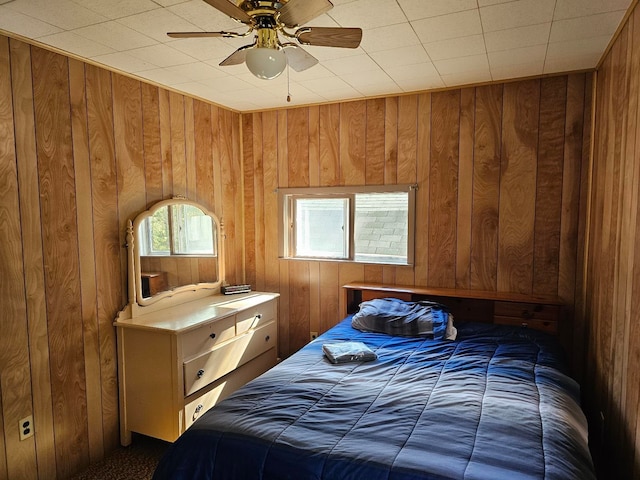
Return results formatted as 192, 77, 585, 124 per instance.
246, 47, 287, 80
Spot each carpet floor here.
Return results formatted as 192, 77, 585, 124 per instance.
67, 434, 170, 480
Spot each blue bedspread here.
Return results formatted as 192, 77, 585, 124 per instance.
153, 318, 595, 480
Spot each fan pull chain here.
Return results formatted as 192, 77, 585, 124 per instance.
286, 63, 291, 103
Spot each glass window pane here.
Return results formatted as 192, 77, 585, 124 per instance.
294, 198, 348, 258
172, 205, 215, 255
354, 192, 408, 264
143, 208, 170, 255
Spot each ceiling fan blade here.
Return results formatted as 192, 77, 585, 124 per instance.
219, 45, 251, 66
167, 31, 228, 38
282, 44, 319, 72
296, 27, 362, 48
202, 0, 253, 24
278, 0, 333, 27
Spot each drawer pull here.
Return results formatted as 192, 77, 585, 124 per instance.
521, 322, 529, 328
193, 404, 203, 421
248, 314, 262, 330
265, 335, 270, 342
209, 333, 216, 339
197, 369, 205, 378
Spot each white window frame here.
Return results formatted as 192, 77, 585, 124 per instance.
278, 185, 416, 265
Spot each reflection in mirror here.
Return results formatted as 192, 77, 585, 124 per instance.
129, 198, 223, 306
139, 204, 216, 257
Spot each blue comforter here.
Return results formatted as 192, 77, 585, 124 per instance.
153, 319, 595, 480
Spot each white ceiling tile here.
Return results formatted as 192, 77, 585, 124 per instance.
434, 54, 489, 76
546, 35, 612, 61
165, 62, 227, 82
6, 0, 107, 30
153, 0, 190, 6
370, 45, 430, 69
117, 7, 201, 43
354, 82, 403, 97
38, 31, 115, 58
0, 7, 63, 38
199, 75, 254, 92
544, 53, 601, 74
323, 54, 380, 76
387, 61, 441, 88
484, 23, 550, 52
480, 0, 556, 32
412, 10, 482, 44
360, 23, 420, 53
424, 34, 486, 61
281, 84, 327, 104
549, 11, 625, 43
478, 0, 514, 5
127, 44, 196, 67
137, 67, 193, 85
327, 0, 407, 30
302, 44, 363, 62
235, 71, 285, 88
74, 21, 157, 51
554, 0, 630, 20
340, 67, 395, 88
488, 44, 546, 69
91, 51, 158, 72
172, 81, 226, 101
167, 0, 242, 31
298, 75, 352, 93
290, 64, 335, 82
397, 0, 477, 21
395, 75, 445, 93
302, 14, 340, 28
73, 0, 159, 20
491, 62, 544, 81
167, 37, 233, 62
441, 70, 492, 87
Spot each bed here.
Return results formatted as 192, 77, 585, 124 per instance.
153, 293, 595, 480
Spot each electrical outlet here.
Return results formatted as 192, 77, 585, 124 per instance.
19, 415, 34, 441
310, 331, 318, 341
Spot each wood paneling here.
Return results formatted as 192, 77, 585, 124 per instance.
0, 36, 242, 479
243, 75, 590, 363
498, 80, 540, 294
32, 47, 88, 478
584, 3, 640, 478
0, 36, 35, 480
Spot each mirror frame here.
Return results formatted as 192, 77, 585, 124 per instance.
126, 197, 225, 309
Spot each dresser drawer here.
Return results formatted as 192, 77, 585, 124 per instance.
181, 314, 236, 361
184, 321, 277, 396
494, 315, 558, 334
493, 301, 560, 321
236, 299, 276, 334
183, 348, 277, 429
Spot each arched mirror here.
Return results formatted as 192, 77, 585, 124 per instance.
126, 198, 224, 308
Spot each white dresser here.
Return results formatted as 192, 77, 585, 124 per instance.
114, 292, 278, 445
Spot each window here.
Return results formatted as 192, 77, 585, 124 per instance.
139, 204, 216, 256
278, 185, 415, 265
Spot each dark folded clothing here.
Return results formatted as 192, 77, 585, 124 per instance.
322, 341, 377, 364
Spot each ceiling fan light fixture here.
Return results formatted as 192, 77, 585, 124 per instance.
246, 47, 287, 79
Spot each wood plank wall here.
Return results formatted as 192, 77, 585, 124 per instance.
242, 73, 592, 362
584, 3, 640, 478
0, 36, 241, 479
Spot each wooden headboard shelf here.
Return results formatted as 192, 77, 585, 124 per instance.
343, 283, 565, 336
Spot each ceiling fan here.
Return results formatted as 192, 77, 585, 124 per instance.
167, 0, 363, 80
